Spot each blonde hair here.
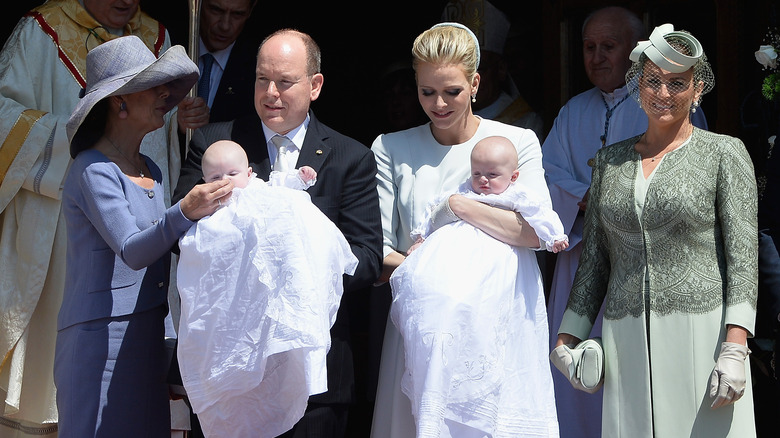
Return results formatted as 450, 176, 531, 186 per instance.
412, 24, 480, 81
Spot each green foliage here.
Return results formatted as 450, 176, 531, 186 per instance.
762, 72, 780, 101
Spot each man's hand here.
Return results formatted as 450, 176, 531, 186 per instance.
177, 96, 210, 133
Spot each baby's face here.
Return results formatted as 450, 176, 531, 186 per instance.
470, 156, 516, 195
202, 157, 252, 188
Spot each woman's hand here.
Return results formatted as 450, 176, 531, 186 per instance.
709, 324, 751, 409
378, 251, 406, 283
550, 335, 604, 393
179, 179, 234, 221
709, 341, 750, 408
448, 194, 540, 248
551, 333, 581, 385
555, 333, 582, 348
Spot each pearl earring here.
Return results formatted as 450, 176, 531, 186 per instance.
691, 101, 699, 113
471, 94, 476, 103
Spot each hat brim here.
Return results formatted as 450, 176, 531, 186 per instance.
68, 45, 198, 158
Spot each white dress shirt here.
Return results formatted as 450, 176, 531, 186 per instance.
262, 115, 310, 170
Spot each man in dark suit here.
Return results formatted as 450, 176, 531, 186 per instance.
197, 0, 258, 122
753, 135, 780, 435
174, 28, 383, 438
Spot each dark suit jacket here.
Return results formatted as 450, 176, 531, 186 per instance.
758, 229, 780, 336
207, 35, 258, 123
757, 142, 780, 340
174, 111, 383, 404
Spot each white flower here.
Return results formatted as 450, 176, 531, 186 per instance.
756, 45, 778, 69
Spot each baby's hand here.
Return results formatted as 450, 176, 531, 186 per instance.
551, 239, 569, 253
298, 166, 317, 183
407, 236, 425, 255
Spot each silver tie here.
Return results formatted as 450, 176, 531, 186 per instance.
271, 135, 292, 172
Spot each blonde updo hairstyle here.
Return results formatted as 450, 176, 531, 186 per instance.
411, 23, 481, 82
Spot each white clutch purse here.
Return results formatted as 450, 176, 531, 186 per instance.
550, 337, 604, 393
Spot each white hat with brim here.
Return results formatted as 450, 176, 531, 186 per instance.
68, 35, 199, 158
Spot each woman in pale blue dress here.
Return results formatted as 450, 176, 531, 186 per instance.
56, 36, 232, 437
371, 23, 558, 438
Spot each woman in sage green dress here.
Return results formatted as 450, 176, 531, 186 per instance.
551, 24, 757, 437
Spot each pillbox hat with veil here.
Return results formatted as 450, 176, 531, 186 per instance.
626, 23, 714, 107
630, 23, 703, 73
67, 35, 199, 158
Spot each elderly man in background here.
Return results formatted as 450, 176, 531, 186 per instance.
542, 6, 708, 438
0, 0, 208, 436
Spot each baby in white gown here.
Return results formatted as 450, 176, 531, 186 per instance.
390, 136, 566, 437
176, 141, 358, 438
409, 135, 568, 254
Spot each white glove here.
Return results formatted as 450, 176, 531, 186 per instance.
550, 343, 576, 381
550, 339, 604, 394
709, 342, 750, 409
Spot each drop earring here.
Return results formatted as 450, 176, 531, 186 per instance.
691, 100, 699, 113
119, 101, 128, 119
471, 94, 477, 103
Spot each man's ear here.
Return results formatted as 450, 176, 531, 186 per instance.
310, 73, 324, 101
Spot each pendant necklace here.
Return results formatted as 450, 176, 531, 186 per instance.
106, 136, 145, 178
640, 136, 662, 164
641, 126, 693, 164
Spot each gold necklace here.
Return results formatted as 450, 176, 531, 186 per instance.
105, 136, 145, 178
640, 126, 693, 163
640, 147, 668, 166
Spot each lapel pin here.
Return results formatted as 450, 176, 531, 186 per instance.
226, 87, 234, 95
316, 149, 323, 155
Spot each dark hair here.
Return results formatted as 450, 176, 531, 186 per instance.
72, 99, 109, 156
